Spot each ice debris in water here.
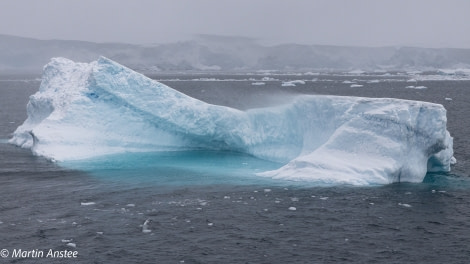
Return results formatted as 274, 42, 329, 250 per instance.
9, 57, 455, 186
350, 84, 363, 88
290, 80, 306, 85
281, 81, 296, 87
282, 80, 306, 87
80, 202, 96, 206
406, 86, 427, 89
261, 77, 278, 81
142, 219, 152, 233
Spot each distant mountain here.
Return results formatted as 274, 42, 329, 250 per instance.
1, 34, 470, 73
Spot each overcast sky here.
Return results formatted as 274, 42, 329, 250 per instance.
0, 0, 469, 48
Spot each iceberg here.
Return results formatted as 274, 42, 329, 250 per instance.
10, 57, 455, 185
350, 84, 364, 88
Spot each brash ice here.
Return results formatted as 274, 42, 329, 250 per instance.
10, 57, 455, 185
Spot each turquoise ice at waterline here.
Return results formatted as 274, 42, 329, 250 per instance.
10, 57, 455, 185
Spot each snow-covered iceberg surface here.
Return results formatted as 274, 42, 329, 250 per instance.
10, 57, 455, 185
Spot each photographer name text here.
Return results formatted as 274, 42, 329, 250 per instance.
1, 248, 78, 259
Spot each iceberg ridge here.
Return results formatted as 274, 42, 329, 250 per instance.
10, 57, 454, 185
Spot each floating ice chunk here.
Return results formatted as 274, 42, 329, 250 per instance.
261, 77, 278, 81
142, 219, 152, 233
251, 82, 266, 86
282, 80, 306, 86
407, 71, 422, 75
451, 156, 457, 164
350, 84, 363, 88
290, 80, 306, 85
304, 72, 320, 76
281, 81, 296, 87
398, 203, 412, 208
288, 207, 297, 211
405, 85, 426, 89
438, 68, 470, 76
66, 243, 77, 248
445, 98, 452, 101
348, 70, 365, 75
10, 57, 454, 186
80, 202, 96, 206
406, 79, 417, 83
192, 77, 218, 81
342, 80, 355, 84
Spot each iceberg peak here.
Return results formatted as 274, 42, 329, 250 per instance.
10, 57, 454, 185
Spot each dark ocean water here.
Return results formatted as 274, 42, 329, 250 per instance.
1, 74, 470, 263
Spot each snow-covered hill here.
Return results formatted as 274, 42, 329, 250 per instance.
1, 34, 470, 73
